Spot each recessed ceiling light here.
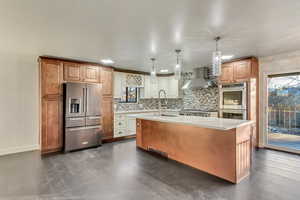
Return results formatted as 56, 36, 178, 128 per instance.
221, 55, 234, 60
160, 69, 169, 73
101, 59, 114, 64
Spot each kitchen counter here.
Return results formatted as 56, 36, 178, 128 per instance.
128, 113, 253, 130
114, 109, 180, 114
135, 115, 254, 183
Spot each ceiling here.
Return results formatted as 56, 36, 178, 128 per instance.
0, 0, 300, 72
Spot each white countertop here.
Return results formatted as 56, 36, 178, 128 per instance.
128, 113, 254, 131
115, 109, 180, 114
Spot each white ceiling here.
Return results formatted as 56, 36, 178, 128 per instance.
1, 0, 300, 72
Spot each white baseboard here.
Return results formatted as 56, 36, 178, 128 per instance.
0, 144, 40, 156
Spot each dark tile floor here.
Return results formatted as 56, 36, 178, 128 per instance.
0, 139, 300, 200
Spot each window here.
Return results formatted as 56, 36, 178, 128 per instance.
119, 87, 138, 103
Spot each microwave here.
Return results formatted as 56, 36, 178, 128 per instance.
219, 83, 247, 110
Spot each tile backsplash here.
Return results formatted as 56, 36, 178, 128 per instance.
114, 98, 183, 111
181, 72, 219, 111
114, 71, 219, 112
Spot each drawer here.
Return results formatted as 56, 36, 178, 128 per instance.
114, 129, 127, 138
115, 114, 126, 120
65, 126, 101, 152
114, 120, 127, 129
127, 130, 136, 136
86, 116, 101, 126
65, 117, 85, 128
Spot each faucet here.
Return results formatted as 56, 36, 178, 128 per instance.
158, 89, 167, 116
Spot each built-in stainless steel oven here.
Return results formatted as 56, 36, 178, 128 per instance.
219, 83, 247, 110
219, 109, 247, 120
219, 83, 247, 120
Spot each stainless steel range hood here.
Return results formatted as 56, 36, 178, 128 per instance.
182, 67, 214, 89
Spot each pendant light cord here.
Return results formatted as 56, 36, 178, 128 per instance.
215, 36, 220, 51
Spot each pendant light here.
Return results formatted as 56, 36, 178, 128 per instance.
174, 49, 182, 80
150, 58, 157, 84
212, 36, 222, 76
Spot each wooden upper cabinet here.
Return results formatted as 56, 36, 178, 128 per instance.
219, 57, 258, 84
83, 65, 100, 83
63, 62, 82, 82
219, 63, 234, 83
41, 59, 63, 96
233, 60, 251, 81
100, 67, 113, 96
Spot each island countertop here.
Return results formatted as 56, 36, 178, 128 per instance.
128, 113, 254, 130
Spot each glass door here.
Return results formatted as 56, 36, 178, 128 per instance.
266, 73, 300, 153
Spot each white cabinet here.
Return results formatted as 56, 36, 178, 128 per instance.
127, 117, 137, 135
141, 75, 158, 98
114, 72, 145, 99
167, 77, 179, 98
141, 75, 179, 99
114, 113, 137, 138
113, 72, 126, 99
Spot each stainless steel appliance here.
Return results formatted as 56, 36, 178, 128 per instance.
219, 83, 247, 110
219, 109, 247, 120
179, 109, 218, 117
219, 83, 247, 120
64, 83, 102, 152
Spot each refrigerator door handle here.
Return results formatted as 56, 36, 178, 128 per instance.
86, 87, 88, 114
82, 88, 85, 113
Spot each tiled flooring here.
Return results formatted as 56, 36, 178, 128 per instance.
0, 139, 300, 200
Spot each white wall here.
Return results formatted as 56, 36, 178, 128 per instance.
0, 52, 39, 156
259, 50, 300, 147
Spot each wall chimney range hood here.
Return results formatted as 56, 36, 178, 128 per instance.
182, 67, 214, 89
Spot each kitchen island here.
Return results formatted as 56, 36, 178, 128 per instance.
129, 114, 254, 183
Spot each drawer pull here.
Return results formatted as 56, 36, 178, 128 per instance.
82, 141, 89, 145
87, 116, 101, 120
69, 118, 83, 121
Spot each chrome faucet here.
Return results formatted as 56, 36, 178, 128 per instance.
158, 89, 167, 116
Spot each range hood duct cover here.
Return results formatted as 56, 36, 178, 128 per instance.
182, 67, 214, 89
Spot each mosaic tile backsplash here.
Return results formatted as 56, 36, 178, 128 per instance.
114, 71, 219, 112
114, 98, 183, 111
181, 72, 219, 111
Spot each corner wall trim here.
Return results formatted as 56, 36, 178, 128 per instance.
0, 145, 40, 157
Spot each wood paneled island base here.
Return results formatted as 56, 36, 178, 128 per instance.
136, 119, 253, 184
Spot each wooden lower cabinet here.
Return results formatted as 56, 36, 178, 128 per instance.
137, 119, 252, 183
102, 96, 114, 139
41, 96, 63, 154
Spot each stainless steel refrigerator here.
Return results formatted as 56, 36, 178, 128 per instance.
64, 83, 102, 152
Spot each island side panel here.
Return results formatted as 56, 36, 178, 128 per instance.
136, 119, 143, 148
235, 124, 252, 183
138, 119, 238, 183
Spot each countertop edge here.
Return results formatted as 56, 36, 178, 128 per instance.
128, 115, 254, 131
